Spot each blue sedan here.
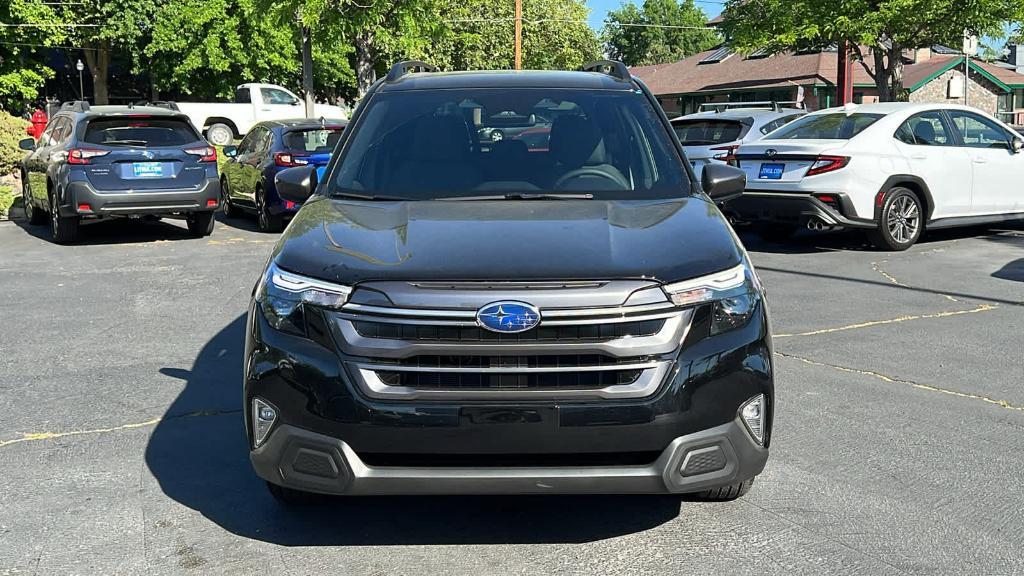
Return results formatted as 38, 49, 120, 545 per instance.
220, 118, 346, 232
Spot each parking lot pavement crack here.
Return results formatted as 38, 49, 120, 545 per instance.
871, 260, 959, 303
738, 499, 913, 575
775, 351, 1024, 413
0, 408, 242, 450
773, 303, 997, 338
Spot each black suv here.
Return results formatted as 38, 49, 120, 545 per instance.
19, 102, 220, 243
245, 61, 771, 502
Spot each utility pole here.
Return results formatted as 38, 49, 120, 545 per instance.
514, 0, 522, 70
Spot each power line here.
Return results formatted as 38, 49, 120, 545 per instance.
445, 18, 716, 30
0, 40, 106, 50
0, 23, 100, 27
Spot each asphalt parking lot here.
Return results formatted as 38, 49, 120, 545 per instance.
0, 214, 1021, 575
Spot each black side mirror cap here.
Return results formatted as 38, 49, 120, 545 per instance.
701, 163, 746, 203
19, 137, 36, 151
275, 165, 318, 204
222, 145, 237, 157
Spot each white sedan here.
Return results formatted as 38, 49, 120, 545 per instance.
727, 102, 1024, 250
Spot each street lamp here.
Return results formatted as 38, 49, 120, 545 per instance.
76, 59, 85, 101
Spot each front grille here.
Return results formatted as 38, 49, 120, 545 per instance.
333, 280, 693, 400
352, 319, 665, 342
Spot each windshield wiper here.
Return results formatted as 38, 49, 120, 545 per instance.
437, 192, 595, 201
329, 191, 410, 201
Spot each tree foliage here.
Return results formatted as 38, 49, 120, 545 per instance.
722, 0, 1024, 101
603, 0, 719, 67
428, 0, 600, 72
1, 0, 58, 112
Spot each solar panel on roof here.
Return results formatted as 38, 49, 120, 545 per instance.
700, 46, 734, 64
746, 48, 770, 59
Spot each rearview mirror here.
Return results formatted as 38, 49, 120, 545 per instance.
18, 137, 35, 151
222, 145, 237, 158
275, 165, 318, 204
1012, 137, 1023, 154
701, 163, 746, 203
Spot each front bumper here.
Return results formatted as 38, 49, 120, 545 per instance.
62, 177, 220, 217
727, 190, 875, 229
252, 419, 767, 496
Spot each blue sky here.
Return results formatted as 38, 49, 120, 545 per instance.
586, 0, 724, 30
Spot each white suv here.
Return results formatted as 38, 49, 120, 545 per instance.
728, 103, 1024, 250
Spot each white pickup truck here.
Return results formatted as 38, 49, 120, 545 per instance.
176, 83, 347, 146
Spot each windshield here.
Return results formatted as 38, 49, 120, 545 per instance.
330, 88, 689, 200
82, 117, 202, 147
673, 120, 748, 146
283, 128, 344, 153
769, 113, 883, 140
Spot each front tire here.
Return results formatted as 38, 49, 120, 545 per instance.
186, 211, 215, 237
694, 477, 755, 501
867, 187, 922, 251
206, 123, 234, 147
49, 190, 79, 244
266, 481, 319, 506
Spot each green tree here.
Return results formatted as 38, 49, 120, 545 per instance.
1, 0, 59, 113
428, 0, 600, 71
603, 0, 719, 66
722, 0, 1024, 101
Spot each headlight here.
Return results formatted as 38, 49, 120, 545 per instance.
662, 263, 760, 335
256, 261, 352, 335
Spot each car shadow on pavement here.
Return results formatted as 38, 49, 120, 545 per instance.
145, 315, 682, 546
215, 212, 264, 233
13, 215, 199, 245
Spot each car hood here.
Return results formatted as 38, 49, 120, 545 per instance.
271, 196, 743, 285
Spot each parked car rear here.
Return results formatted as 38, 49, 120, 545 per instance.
671, 107, 804, 179
220, 119, 347, 232
19, 102, 220, 243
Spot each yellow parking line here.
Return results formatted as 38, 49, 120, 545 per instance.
871, 259, 959, 302
0, 418, 161, 449
773, 303, 997, 338
0, 409, 238, 450
776, 352, 1024, 413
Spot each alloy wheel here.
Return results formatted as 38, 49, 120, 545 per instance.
886, 195, 920, 245
257, 190, 268, 231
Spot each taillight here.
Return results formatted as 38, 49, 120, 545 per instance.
710, 144, 739, 165
805, 155, 850, 177
185, 146, 217, 163
274, 152, 309, 167
67, 149, 110, 165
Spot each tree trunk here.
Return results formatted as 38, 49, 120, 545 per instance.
354, 32, 376, 99
82, 40, 111, 104
872, 48, 891, 102
888, 43, 906, 101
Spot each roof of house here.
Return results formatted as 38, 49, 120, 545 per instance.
631, 47, 1024, 96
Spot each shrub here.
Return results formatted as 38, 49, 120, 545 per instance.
1, 112, 31, 177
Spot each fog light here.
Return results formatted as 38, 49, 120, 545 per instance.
740, 394, 766, 445
252, 397, 277, 447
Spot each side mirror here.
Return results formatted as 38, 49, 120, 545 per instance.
1012, 137, 1023, 154
275, 164, 317, 204
222, 145, 237, 158
19, 137, 36, 151
701, 163, 746, 203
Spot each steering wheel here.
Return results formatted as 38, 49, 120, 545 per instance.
553, 167, 630, 190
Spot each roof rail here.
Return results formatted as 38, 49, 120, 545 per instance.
60, 100, 91, 113
580, 60, 631, 82
385, 60, 438, 82
699, 101, 804, 112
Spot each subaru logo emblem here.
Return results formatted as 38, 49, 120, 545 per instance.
142, 151, 154, 159
476, 301, 541, 333
765, 149, 777, 157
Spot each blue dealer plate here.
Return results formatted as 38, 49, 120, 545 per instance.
758, 163, 784, 180
132, 162, 163, 178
